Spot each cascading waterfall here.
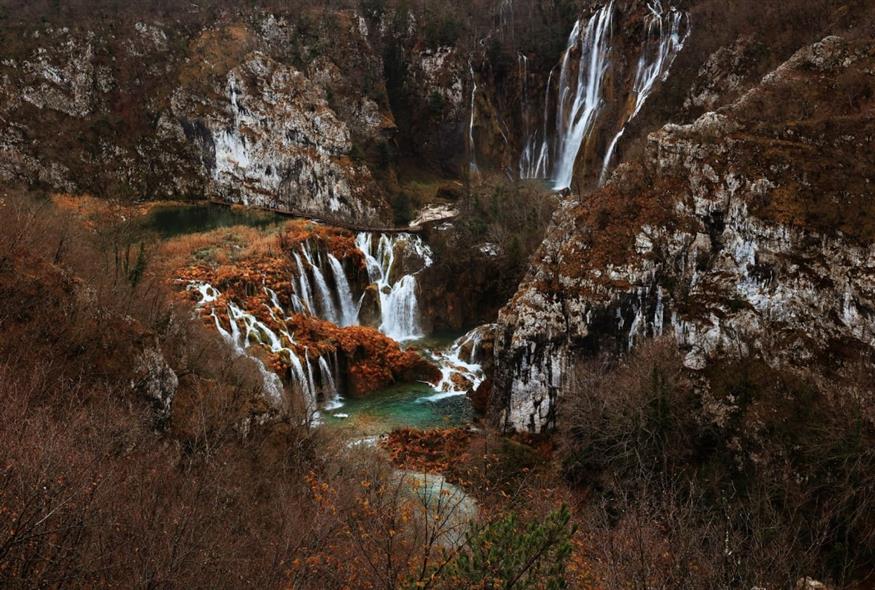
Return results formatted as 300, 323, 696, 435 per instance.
292, 251, 316, 314
288, 351, 316, 417
599, 2, 689, 185
422, 326, 490, 403
519, 54, 529, 137
551, 2, 615, 190
302, 242, 338, 323
518, 1, 688, 190
318, 355, 342, 410
355, 233, 433, 342
328, 253, 359, 327
189, 282, 343, 421
289, 240, 359, 327
205, 299, 285, 405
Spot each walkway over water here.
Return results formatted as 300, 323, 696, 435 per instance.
209, 200, 428, 234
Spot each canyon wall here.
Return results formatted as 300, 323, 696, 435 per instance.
0, 2, 706, 222
490, 36, 875, 432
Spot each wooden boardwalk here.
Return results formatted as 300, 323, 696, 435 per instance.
208, 200, 424, 234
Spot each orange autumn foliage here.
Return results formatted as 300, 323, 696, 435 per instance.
172, 222, 438, 397
380, 428, 472, 474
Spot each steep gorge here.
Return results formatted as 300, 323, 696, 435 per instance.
490, 35, 875, 431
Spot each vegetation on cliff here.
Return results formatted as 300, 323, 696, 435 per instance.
0, 190, 578, 588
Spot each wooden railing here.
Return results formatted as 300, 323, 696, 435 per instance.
208, 200, 424, 234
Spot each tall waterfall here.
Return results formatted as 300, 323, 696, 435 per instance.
599, 2, 689, 185
468, 63, 479, 177
551, 2, 615, 190
355, 233, 433, 342
518, 1, 688, 190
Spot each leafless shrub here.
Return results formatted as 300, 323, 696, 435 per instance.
561, 339, 875, 588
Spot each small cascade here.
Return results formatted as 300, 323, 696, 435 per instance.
422, 327, 489, 403
467, 63, 479, 177
189, 282, 344, 422
292, 251, 316, 314
498, 0, 515, 41
319, 355, 343, 410
328, 253, 359, 327
355, 233, 433, 342
517, 54, 532, 178
287, 351, 317, 417
520, 67, 556, 179
519, 53, 529, 135
204, 300, 285, 405
599, 2, 689, 185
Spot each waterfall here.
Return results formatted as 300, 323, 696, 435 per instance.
287, 351, 316, 417
289, 240, 363, 327
206, 302, 285, 405
518, 1, 688, 190
599, 128, 625, 186
599, 2, 689, 185
468, 63, 479, 177
304, 350, 316, 408
520, 67, 556, 179
551, 2, 615, 190
328, 253, 359, 327
189, 282, 340, 422
518, 54, 533, 178
422, 326, 490, 402
517, 4, 615, 186
310, 261, 339, 324
319, 355, 343, 410
381, 275, 422, 341
355, 233, 433, 342
301, 242, 339, 324
292, 251, 316, 315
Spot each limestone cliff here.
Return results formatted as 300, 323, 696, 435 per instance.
0, 12, 400, 222
490, 36, 875, 432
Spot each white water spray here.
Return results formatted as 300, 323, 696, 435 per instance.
189, 282, 344, 421
328, 253, 359, 327
421, 326, 491, 403
551, 2, 615, 190
599, 2, 689, 185
355, 233, 433, 342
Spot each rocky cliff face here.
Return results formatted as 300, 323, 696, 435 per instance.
0, 3, 688, 219
490, 36, 875, 432
171, 50, 386, 222
0, 12, 408, 223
